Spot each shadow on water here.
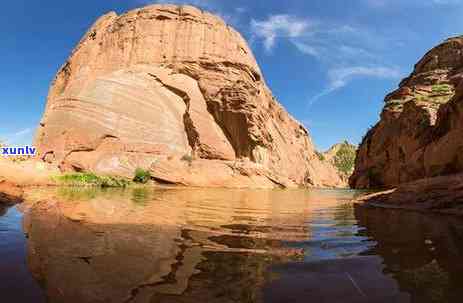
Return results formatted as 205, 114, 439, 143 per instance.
0, 204, 46, 303
265, 206, 463, 303
1, 187, 463, 302
0, 204, 9, 217
355, 205, 463, 303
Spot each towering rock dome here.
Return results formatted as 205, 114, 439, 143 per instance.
35, 4, 343, 188
351, 36, 463, 189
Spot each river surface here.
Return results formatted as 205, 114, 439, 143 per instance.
1, 187, 463, 303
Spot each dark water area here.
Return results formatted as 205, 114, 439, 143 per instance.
0, 205, 46, 303
0, 187, 462, 303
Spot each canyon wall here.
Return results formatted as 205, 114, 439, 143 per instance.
351, 36, 463, 189
35, 4, 343, 188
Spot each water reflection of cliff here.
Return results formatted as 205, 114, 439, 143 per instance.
355, 205, 463, 303
0, 204, 8, 217
22, 188, 353, 303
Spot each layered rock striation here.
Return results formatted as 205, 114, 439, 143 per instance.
351, 36, 463, 189
35, 4, 342, 188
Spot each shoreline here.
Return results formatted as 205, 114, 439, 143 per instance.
354, 173, 463, 217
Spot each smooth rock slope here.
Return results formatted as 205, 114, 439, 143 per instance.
351, 36, 463, 189
35, 4, 342, 188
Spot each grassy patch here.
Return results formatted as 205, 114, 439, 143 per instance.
55, 173, 131, 188
133, 168, 151, 184
415, 95, 427, 102
431, 84, 452, 94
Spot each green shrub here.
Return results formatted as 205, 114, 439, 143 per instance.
315, 151, 325, 161
333, 142, 356, 175
133, 168, 151, 184
55, 173, 131, 188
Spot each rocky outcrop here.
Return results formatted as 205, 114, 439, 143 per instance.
0, 158, 58, 188
356, 173, 463, 216
34, 4, 342, 188
0, 179, 23, 204
351, 36, 463, 189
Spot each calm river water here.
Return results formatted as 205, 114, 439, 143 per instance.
1, 187, 462, 303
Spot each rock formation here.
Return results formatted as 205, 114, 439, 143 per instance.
356, 173, 463, 216
34, 4, 342, 188
320, 141, 356, 184
351, 36, 463, 189
0, 179, 23, 204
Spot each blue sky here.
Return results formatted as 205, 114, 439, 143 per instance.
2, 0, 463, 150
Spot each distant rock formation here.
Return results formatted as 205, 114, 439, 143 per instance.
34, 4, 343, 188
318, 141, 356, 185
351, 36, 463, 189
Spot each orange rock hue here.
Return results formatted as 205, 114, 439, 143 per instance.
0, 179, 23, 204
21, 187, 322, 302
351, 36, 463, 189
35, 4, 343, 188
356, 174, 463, 216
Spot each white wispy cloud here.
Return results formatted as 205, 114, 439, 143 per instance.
251, 15, 312, 52
0, 128, 33, 145
308, 66, 403, 106
251, 14, 407, 105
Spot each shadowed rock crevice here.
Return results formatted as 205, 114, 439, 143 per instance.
147, 73, 202, 155
147, 72, 235, 160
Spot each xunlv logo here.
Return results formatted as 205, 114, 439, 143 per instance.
1, 146, 37, 156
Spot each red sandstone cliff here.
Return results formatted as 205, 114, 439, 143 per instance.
34, 4, 343, 188
351, 36, 463, 189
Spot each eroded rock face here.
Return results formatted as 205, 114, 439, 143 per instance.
351, 36, 463, 189
35, 4, 342, 188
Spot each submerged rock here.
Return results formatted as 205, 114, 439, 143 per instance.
351, 36, 463, 189
34, 4, 342, 188
0, 179, 23, 204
